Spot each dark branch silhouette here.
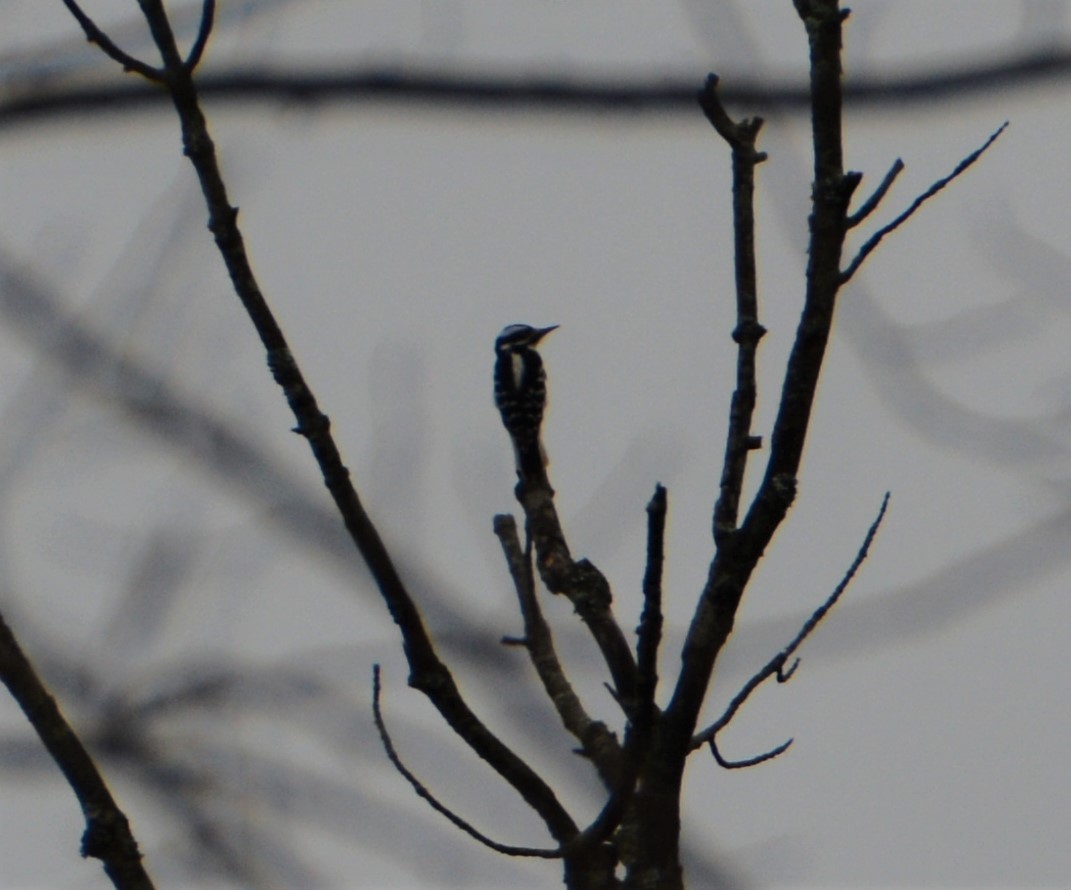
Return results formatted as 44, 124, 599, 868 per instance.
691, 493, 891, 756
372, 666, 561, 860
57, 0, 163, 81
2, 45, 1069, 129
0, 609, 155, 890
842, 123, 1009, 283
29, 0, 1000, 885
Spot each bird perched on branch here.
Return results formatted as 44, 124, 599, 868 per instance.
494, 323, 559, 479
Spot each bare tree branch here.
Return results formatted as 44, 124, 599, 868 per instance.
635, 485, 667, 716
847, 158, 904, 229
709, 735, 793, 770
372, 666, 562, 859
514, 472, 640, 719
184, 0, 216, 72
699, 74, 768, 543
841, 122, 1008, 283
58, 0, 163, 81
493, 514, 624, 786
691, 493, 891, 754
622, 7, 862, 882
668, 0, 859, 759
0, 609, 155, 890
3, 44, 1069, 128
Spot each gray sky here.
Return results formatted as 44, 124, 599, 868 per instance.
1, 2, 1069, 887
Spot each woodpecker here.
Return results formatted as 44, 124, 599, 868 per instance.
494, 323, 559, 478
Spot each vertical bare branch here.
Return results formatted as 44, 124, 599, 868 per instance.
698, 74, 768, 542
623, 6, 859, 887
673, 0, 859, 742
635, 485, 667, 717
493, 515, 624, 786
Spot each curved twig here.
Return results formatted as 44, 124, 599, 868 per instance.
372, 667, 561, 859
691, 493, 891, 754
709, 735, 793, 770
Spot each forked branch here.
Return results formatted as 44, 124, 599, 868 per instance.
493, 514, 624, 786
691, 493, 891, 757
514, 474, 640, 717
841, 122, 1008, 282
372, 666, 561, 859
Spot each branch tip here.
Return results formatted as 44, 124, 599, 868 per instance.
710, 736, 794, 770
185, 0, 217, 72
691, 493, 890, 755
372, 666, 561, 859
842, 123, 1008, 282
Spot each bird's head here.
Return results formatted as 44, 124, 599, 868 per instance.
495, 323, 559, 352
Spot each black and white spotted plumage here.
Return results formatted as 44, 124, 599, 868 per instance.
494, 323, 558, 477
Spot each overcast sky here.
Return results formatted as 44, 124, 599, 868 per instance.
1, 2, 1069, 888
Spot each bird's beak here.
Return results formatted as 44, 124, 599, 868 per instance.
534, 325, 559, 342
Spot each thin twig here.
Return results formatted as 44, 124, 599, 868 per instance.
691, 493, 891, 754
0, 610, 155, 890
841, 123, 1008, 282
709, 735, 793, 770
184, 0, 216, 72
372, 667, 561, 859
59, 0, 163, 81
847, 158, 905, 229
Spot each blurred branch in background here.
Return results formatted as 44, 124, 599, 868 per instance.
3, 46, 1071, 128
